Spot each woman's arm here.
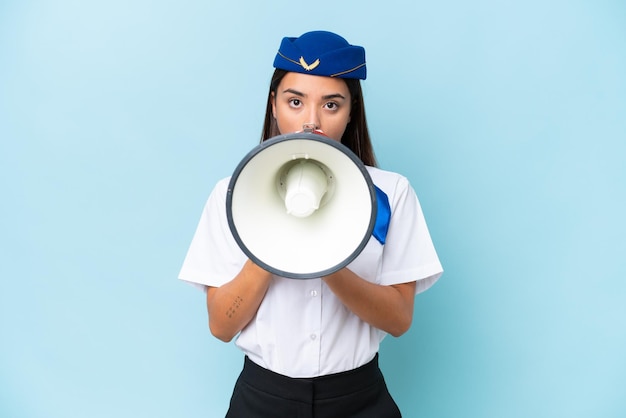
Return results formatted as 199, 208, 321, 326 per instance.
323, 269, 416, 337
206, 259, 273, 342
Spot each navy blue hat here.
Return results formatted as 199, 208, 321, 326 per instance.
273, 31, 366, 80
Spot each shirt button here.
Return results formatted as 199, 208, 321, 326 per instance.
310, 290, 318, 297
310, 334, 317, 340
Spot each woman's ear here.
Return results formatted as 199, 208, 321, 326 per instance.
271, 92, 277, 119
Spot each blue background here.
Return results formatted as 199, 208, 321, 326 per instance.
1, 1, 625, 417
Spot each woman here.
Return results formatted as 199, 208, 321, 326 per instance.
179, 30, 443, 417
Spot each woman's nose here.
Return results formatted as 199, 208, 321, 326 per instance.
304, 109, 321, 131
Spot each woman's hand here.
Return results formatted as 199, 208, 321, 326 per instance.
205, 260, 273, 342
322, 269, 416, 337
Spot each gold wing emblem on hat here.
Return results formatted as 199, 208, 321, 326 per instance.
299, 56, 320, 71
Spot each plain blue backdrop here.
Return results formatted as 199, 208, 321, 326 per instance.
1, 1, 625, 417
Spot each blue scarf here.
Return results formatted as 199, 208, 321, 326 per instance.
373, 186, 391, 245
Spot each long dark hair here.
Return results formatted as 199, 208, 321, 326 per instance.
260, 69, 378, 167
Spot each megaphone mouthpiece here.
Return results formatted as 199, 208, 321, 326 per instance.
302, 124, 323, 134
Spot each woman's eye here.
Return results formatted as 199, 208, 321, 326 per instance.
289, 99, 301, 107
325, 102, 338, 110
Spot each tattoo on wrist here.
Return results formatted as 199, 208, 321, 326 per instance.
226, 296, 243, 319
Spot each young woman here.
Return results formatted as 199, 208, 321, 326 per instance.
179, 30, 443, 417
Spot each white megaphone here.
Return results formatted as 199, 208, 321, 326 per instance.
226, 131, 377, 279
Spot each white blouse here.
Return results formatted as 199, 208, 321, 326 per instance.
179, 166, 443, 378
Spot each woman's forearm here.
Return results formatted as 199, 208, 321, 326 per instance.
206, 259, 273, 342
323, 269, 416, 337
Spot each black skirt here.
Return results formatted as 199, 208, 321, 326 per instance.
225, 353, 402, 418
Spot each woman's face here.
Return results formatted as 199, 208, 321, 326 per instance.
272, 72, 352, 142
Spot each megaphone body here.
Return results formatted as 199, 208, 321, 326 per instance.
226, 132, 377, 279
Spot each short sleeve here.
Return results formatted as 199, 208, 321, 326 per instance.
178, 178, 246, 291
378, 175, 443, 294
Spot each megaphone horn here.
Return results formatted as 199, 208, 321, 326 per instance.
226, 131, 377, 279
